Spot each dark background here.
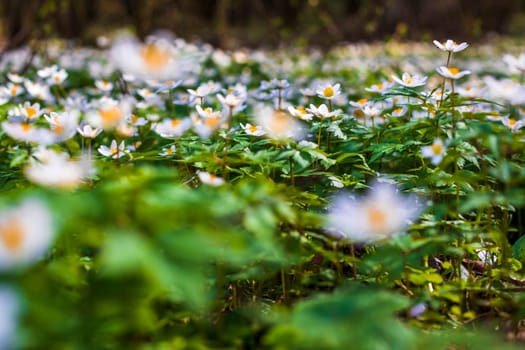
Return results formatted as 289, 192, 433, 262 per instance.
1, 0, 525, 50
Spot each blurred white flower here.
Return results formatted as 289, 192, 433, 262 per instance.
436, 66, 471, 80
0, 198, 54, 269
87, 97, 133, 129
433, 39, 469, 53
501, 117, 525, 132
254, 105, 304, 140
197, 171, 225, 186
1, 121, 53, 145
77, 124, 102, 139
109, 36, 202, 81
159, 145, 176, 156
95, 80, 114, 93
26, 148, 93, 189
349, 98, 371, 109
391, 72, 427, 88
365, 80, 393, 94
153, 118, 192, 138
503, 53, 525, 74
484, 77, 525, 105
307, 104, 341, 119
47, 67, 68, 85
327, 181, 423, 242
421, 138, 447, 165
44, 110, 79, 142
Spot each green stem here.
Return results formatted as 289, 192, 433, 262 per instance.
281, 268, 287, 303
289, 155, 295, 187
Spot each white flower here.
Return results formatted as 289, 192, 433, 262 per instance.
195, 105, 222, 119
391, 106, 408, 117
2, 83, 23, 98
421, 138, 447, 165
98, 140, 128, 159
327, 181, 423, 242
1, 122, 53, 145
47, 68, 68, 85
365, 81, 393, 94
307, 104, 341, 119
391, 72, 428, 88
159, 145, 176, 156
254, 105, 304, 140
433, 39, 469, 53
7, 73, 24, 83
501, 117, 525, 132
95, 80, 114, 92
0, 198, 54, 269
349, 98, 371, 109
44, 110, 79, 142
483, 77, 525, 105
109, 36, 202, 81
217, 93, 244, 114
436, 66, 471, 80
24, 80, 53, 101
0, 286, 20, 349
316, 83, 341, 100
11, 102, 44, 121
197, 171, 225, 186
503, 53, 525, 73
77, 124, 103, 139
87, 97, 133, 129
26, 149, 93, 189
37, 65, 57, 78
240, 123, 266, 136
288, 105, 313, 121
153, 118, 192, 138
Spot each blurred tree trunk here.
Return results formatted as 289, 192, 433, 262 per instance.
215, 0, 230, 47
1, 0, 45, 50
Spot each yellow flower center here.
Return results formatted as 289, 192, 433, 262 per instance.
0, 218, 24, 252
376, 83, 384, 90
25, 107, 37, 119
296, 106, 307, 114
394, 108, 403, 114
269, 111, 292, 135
248, 125, 258, 133
21, 123, 32, 132
204, 116, 222, 129
100, 106, 122, 127
509, 119, 517, 126
52, 124, 64, 135
431, 142, 443, 155
323, 86, 334, 97
10, 85, 19, 96
110, 146, 118, 155
404, 76, 414, 84
171, 119, 181, 127
357, 98, 368, 105
367, 206, 387, 231
141, 44, 170, 71
448, 67, 460, 75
